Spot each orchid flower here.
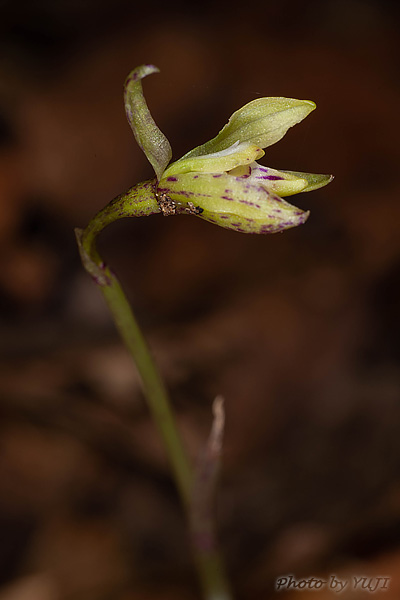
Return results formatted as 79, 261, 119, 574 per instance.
76, 65, 333, 600
124, 64, 333, 234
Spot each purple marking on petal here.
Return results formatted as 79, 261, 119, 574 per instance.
266, 175, 283, 181
238, 198, 263, 209
213, 174, 222, 178
158, 187, 212, 199
167, 176, 177, 181
221, 195, 234, 201
231, 223, 241, 227
220, 215, 229, 219
193, 175, 199, 178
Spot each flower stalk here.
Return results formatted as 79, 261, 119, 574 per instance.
75, 183, 196, 507
75, 193, 232, 599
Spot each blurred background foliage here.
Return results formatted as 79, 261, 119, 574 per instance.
0, 0, 400, 598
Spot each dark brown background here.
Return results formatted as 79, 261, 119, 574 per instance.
0, 1, 400, 598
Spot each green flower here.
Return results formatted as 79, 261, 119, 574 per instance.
124, 64, 333, 234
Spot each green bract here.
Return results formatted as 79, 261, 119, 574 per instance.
124, 64, 333, 234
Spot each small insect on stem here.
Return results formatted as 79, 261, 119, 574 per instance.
186, 202, 204, 215
156, 191, 177, 216
156, 191, 204, 217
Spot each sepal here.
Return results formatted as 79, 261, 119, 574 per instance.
124, 64, 172, 180
182, 97, 316, 158
158, 171, 308, 234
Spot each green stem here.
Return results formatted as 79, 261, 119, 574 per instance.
76, 179, 192, 506
76, 180, 233, 599
102, 276, 194, 505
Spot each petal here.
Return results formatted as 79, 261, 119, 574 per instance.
124, 65, 172, 180
182, 98, 316, 159
276, 169, 334, 193
163, 142, 264, 177
245, 163, 333, 196
247, 163, 307, 196
158, 172, 308, 234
